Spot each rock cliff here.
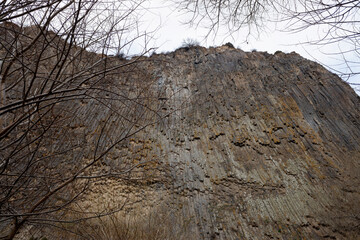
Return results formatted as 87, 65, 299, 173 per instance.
81, 45, 360, 239
2, 34, 360, 239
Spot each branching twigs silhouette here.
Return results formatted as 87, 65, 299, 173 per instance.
0, 1, 167, 239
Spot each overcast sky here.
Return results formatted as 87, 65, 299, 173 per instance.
126, 0, 360, 95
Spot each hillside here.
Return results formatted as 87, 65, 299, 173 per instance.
71, 46, 360, 239
1, 25, 359, 239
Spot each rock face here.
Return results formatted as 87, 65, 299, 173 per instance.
3, 36, 359, 238
86, 46, 360, 239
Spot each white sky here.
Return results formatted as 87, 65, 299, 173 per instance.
127, 0, 360, 95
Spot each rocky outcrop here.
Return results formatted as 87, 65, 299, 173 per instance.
3, 35, 359, 238
80, 45, 360, 239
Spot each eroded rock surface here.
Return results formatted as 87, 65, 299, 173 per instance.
81, 46, 360, 239
4, 38, 358, 239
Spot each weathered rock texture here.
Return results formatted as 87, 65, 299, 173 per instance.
81, 45, 360, 239
3, 38, 359, 239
